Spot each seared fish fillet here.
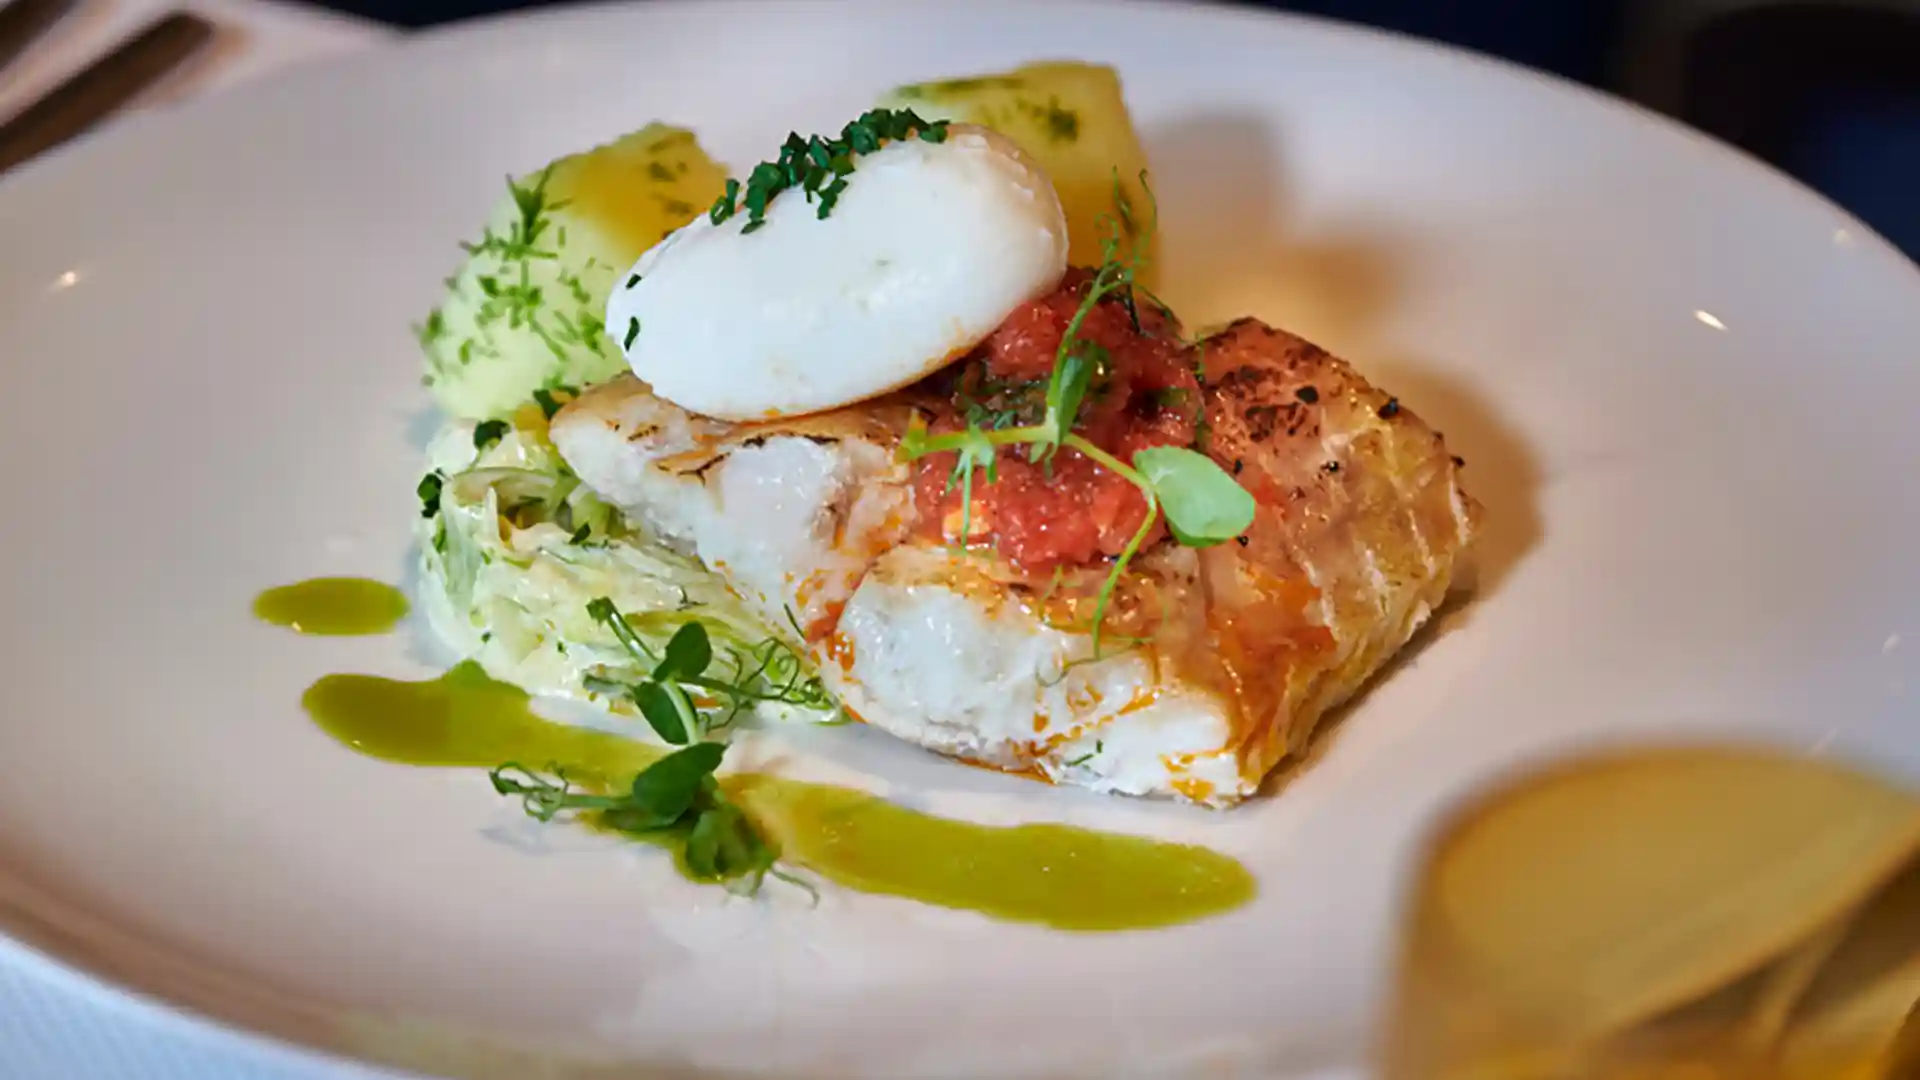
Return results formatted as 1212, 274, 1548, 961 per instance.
548, 375, 916, 645
550, 319, 1479, 806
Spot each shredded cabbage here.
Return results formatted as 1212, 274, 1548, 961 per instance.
414, 404, 833, 722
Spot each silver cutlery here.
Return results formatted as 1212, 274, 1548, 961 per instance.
0, 10, 214, 177
0, 0, 77, 80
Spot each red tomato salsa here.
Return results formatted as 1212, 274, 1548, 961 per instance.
911, 268, 1203, 572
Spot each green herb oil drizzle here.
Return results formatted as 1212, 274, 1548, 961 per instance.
303, 662, 1256, 931
253, 578, 410, 636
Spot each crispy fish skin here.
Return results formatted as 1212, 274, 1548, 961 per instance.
1191, 319, 1481, 792
549, 320, 1479, 806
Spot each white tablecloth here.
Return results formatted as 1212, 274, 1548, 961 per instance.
2, 6, 402, 1077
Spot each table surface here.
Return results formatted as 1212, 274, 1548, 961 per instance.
1, 9, 402, 1080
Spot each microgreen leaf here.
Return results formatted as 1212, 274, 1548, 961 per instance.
883, 166, 1253, 657
487, 680, 803, 897
633, 681, 693, 745
585, 599, 834, 725
532, 388, 564, 420
653, 621, 713, 684
609, 742, 725, 830
491, 754, 784, 895
1132, 446, 1256, 547
684, 802, 774, 884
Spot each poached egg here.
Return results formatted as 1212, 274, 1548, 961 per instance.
605, 123, 1069, 421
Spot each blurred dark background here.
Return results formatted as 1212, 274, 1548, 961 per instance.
307, 0, 1920, 260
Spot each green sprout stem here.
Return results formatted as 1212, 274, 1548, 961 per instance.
1062, 434, 1160, 658
660, 681, 701, 742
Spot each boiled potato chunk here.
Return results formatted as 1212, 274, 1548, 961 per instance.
881, 61, 1158, 285
420, 124, 727, 420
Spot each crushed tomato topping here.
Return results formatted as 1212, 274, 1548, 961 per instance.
911, 268, 1203, 571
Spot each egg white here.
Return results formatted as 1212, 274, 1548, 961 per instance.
606, 123, 1069, 421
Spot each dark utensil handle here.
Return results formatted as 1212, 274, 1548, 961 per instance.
0, 0, 77, 79
0, 11, 214, 177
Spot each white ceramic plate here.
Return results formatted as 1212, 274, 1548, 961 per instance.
2, 1, 1918, 1077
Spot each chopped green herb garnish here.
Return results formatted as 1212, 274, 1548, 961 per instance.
1019, 97, 1079, 144
532, 387, 565, 420
460, 166, 563, 265
898, 75, 1025, 98
623, 316, 641, 350
568, 523, 592, 545
707, 108, 950, 235
575, 312, 605, 352
710, 177, 740, 223
414, 309, 446, 348
626, 273, 641, 289
1064, 739, 1105, 768
416, 470, 445, 518
472, 419, 509, 452
425, 163, 632, 391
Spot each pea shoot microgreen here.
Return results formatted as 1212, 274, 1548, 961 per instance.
1132, 446, 1257, 548
488, 595, 838, 895
488, 745, 789, 892
897, 172, 1256, 655
708, 108, 950, 235
583, 597, 835, 732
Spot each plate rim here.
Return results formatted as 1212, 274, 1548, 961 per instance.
2, 0, 1913, 281
0, 1, 1916, 1077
